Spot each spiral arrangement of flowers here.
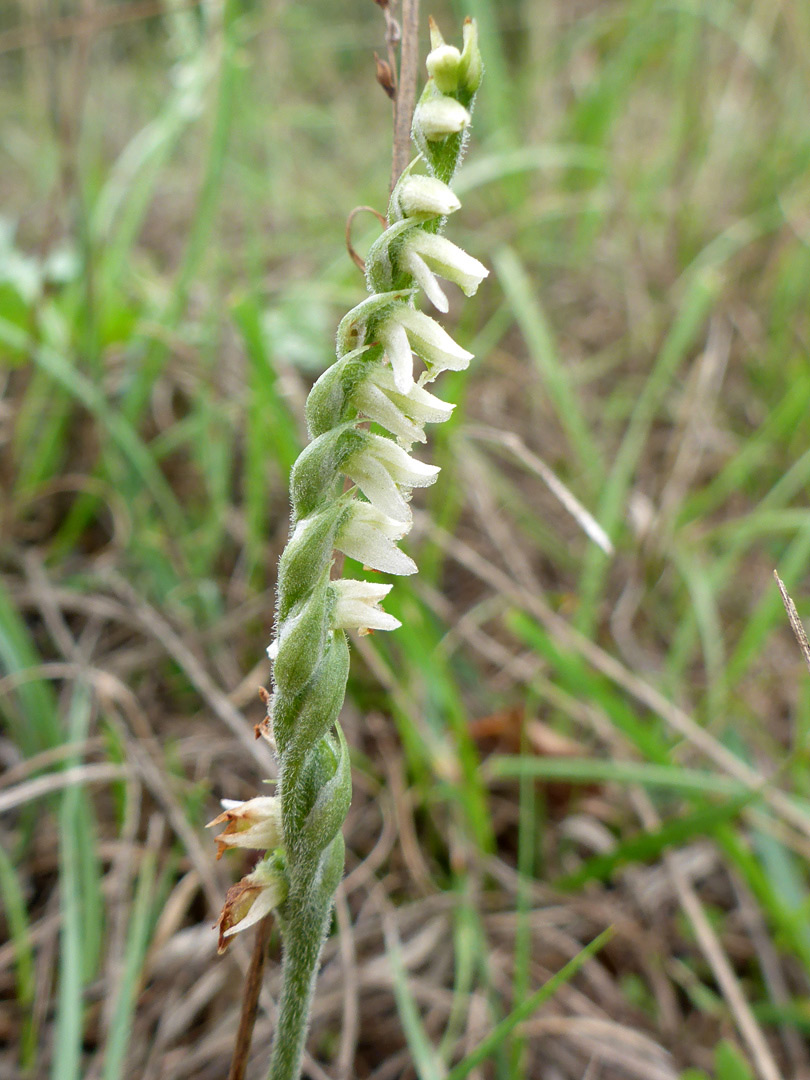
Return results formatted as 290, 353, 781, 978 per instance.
209, 19, 485, 1080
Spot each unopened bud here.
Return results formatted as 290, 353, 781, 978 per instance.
426, 44, 462, 94
413, 96, 470, 142
374, 53, 396, 100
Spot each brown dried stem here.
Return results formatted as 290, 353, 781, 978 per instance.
390, 0, 420, 193
227, 914, 272, 1080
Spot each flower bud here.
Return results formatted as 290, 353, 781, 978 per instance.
330, 579, 401, 634
426, 44, 462, 94
394, 175, 461, 221
215, 854, 287, 953
206, 796, 283, 859
413, 96, 471, 142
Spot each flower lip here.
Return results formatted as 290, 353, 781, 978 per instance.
331, 579, 401, 635
402, 249, 449, 313
379, 317, 415, 395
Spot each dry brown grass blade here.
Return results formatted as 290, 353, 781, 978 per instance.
102, 570, 275, 775
0, 761, 128, 814
774, 570, 810, 676
632, 789, 784, 1080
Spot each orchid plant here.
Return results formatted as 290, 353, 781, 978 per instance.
208, 18, 485, 1080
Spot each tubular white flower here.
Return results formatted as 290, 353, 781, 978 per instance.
345, 450, 411, 522
345, 435, 439, 522
336, 502, 417, 576
331, 579, 401, 634
353, 366, 456, 447
368, 434, 440, 486
404, 232, 489, 300
207, 796, 282, 859
395, 175, 461, 220
389, 305, 474, 380
352, 379, 426, 445
413, 96, 471, 141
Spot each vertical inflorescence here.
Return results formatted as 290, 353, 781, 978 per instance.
209, 20, 484, 1080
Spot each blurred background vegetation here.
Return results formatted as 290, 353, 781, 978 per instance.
2, 1, 810, 1078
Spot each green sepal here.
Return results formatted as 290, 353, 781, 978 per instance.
285, 734, 340, 848
301, 724, 352, 853
273, 630, 350, 759
336, 289, 414, 357
364, 219, 419, 295
314, 831, 345, 908
276, 504, 346, 621
290, 424, 365, 519
273, 571, 334, 698
458, 18, 482, 97
305, 346, 376, 437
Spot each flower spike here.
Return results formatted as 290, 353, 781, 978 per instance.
213, 20, 486, 1080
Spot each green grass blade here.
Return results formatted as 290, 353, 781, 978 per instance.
385, 918, 444, 1080
493, 245, 602, 488
445, 928, 613, 1080
101, 840, 159, 1080
51, 682, 94, 1080
0, 844, 37, 1070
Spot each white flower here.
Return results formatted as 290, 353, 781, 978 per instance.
331, 579, 401, 635
353, 366, 455, 446
413, 97, 471, 142
386, 305, 474, 382
344, 434, 439, 522
206, 796, 282, 859
395, 175, 461, 220
403, 232, 488, 312
336, 502, 417, 576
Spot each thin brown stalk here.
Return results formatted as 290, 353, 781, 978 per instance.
227, 915, 272, 1080
391, 0, 420, 192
